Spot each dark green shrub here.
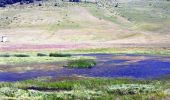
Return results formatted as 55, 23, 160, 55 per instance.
0, 54, 10, 57
49, 53, 71, 57
66, 59, 96, 68
13, 54, 30, 57
38, 3, 42, 6
37, 53, 48, 57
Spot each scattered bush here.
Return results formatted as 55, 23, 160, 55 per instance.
38, 3, 42, 6
49, 53, 71, 57
37, 53, 48, 57
66, 59, 96, 68
13, 54, 30, 57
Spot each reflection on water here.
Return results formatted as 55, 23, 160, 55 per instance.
0, 54, 170, 82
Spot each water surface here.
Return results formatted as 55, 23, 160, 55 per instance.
0, 54, 170, 82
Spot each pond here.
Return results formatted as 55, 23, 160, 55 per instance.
0, 54, 170, 82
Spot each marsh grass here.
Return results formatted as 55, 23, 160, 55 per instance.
13, 54, 30, 57
0, 53, 94, 65
49, 53, 71, 57
37, 53, 48, 57
66, 48, 170, 55
0, 54, 10, 57
66, 59, 96, 68
0, 78, 168, 99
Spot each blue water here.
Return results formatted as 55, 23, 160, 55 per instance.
0, 54, 170, 82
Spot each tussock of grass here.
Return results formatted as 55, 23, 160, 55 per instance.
49, 53, 71, 57
0, 54, 10, 57
37, 53, 48, 57
13, 54, 30, 57
66, 59, 96, 68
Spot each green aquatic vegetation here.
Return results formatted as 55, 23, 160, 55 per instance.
0, 52, 95, 65
13, 54, 30, 57
66, 59, 96, 68
37, 53, 48, 57
0, 54, 10, 57
49, 53, 71, 57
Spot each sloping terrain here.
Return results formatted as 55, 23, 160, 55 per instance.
0, 0, 170, 51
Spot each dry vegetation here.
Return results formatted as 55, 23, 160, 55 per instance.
0, 0, 169, 51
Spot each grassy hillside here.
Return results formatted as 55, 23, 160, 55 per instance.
0, 0, 170, 51
115, 0, 170, 33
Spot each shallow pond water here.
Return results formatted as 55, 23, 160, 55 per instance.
0, 54, 170, 82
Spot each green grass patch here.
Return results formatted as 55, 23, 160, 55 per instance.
66, 59, 96, 68
13, 54, 30, 57
0, 77, 168, 99
0, 54, 10, 57
66, 47, 170, 55
49, 53, 71, 57
47, 21, 82, 31
113, 0, 170, 31
37, 53, 48, 57
0, 55, 94, 65
87, 5, 118, 23
132, 23, 163, 31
